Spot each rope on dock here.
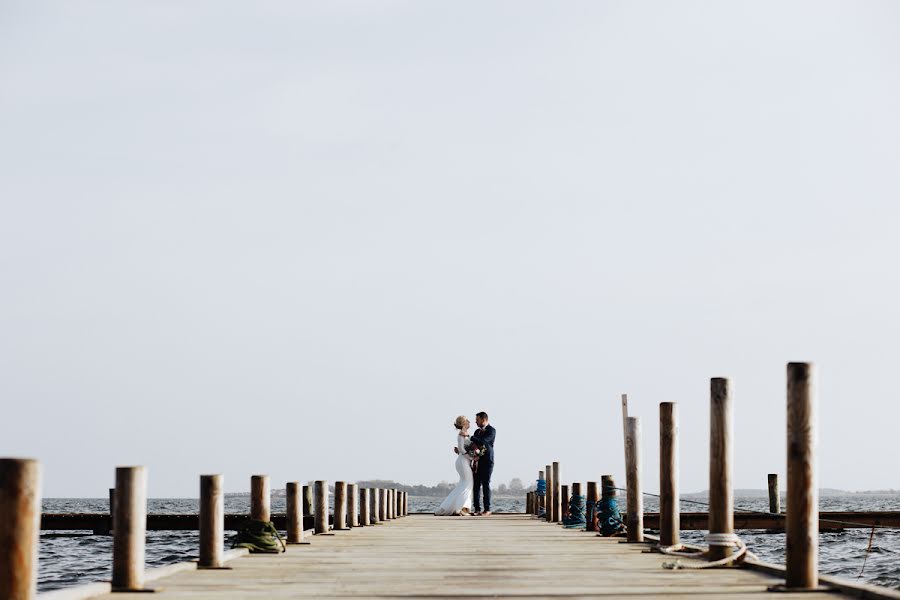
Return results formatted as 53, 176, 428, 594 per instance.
660, 533, 758, 570
231, 519, 286, 554
563, 494, 586, 528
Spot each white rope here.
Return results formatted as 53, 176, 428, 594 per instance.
660, 533, 758, 570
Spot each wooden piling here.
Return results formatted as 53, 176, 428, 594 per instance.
359, 488, 370, 525
786, 362, 818, 589
112, 466, 147, 592
108, 487, 116, 534
545, 464, 553, 522
250, 475, 270, 522
369, 488, 380, 524
378, 489, 387, 521
526, 492, 533, 514
659, 402, 680, 547
537, 470, 545, 516
403, 491, 408, 516
0, 458, 41, 600
768, 474, 781, 514
314, 481, 329, 534
387, 489, 394, 520
302, 484, 312, 518
286, 482, 303, 544
334, 482, 348, 530
586, 481, 599, 531
199, 474, 224, 567
348, 484, 359, 527
624, 417, 643, 542
708, 378, 734, 561
552, 462, 561, 523
561, 485, 569, 522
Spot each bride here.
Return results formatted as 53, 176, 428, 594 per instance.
434, 415, 474, 516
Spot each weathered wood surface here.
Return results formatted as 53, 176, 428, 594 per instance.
84, 515, 852, 599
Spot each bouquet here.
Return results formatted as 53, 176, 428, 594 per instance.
467, 443, 486, 460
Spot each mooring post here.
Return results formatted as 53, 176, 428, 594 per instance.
358, 488, 370, 525
0, 458, 41, 600
379, 489, 388, 521
302, 484, 312, 519
525, 492, 533, 514
709, 377, 734, 562
404, 491, 409, 515
768, 474, 781, 514
545, 464, 553, 522
786, 362, 818, 589
625, 416, 643, 542
552, 462, 561, 523
333, 482, 348, 530
387, 489, 395, 519
313, 481, 329, 534
251, 474, 270, 522
347, 484, 359, 527
369, 488, 380, 524
659, 402, 680, 548
286, 482, 303, 544
199, 474, 224, 567
108, 487, 116, 534
561, 484, 569, 522
536, 470, 544, 516
112, 466, 147, 592
586, 481, 599, 531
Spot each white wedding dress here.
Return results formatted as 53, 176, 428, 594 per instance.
434, 434, 474, 515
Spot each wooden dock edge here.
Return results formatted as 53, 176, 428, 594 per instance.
37, 548, 250, 600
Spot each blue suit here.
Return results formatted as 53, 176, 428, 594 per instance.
471, 424, 496, 512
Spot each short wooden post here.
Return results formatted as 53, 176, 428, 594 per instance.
112, 466, 147, 592
378, 489, 387, 521
624, 417, 643, 542
536, 470, 544, 516
369, 488, 380, 523
314, 480, 329, 534
561, 485, 569, 522
659, 402, 679, 548
108, 487, 116, 534
334, 482, 348, 530
586, 481, 599, 531
387, 489, 394, 519
0, 458, 41, 600
199, 474, 224, 567
768, 474, 781, 514
250, 474, 270, 522
285, 482, 303, 544
404, 491, 409, 515
347, 484, 359, 527
525, 492, 532, 514
551, 462, 561, 523
786, 362, 818, 589
302, 484, 312, 518
708, 378, 734, 561
359, 488, 370, 525
544, 464, 553, 522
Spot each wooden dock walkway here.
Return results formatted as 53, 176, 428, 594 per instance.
86, 514, 850, 600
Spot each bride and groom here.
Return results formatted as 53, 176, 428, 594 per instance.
435, 411, 496, 516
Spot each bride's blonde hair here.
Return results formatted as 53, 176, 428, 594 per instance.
454, 415, 469, 430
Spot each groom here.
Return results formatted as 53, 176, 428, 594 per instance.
471, 411, 496, 516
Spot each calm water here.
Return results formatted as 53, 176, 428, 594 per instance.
39, 495, 900, 592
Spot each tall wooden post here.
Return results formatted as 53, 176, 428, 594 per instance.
250, 475, 270, 522
552, 462, 561, 523
544, 464, 553, 522
302, 484, 312, 519
768, 474, 781, 514
348, 484, 359, 527
0, 458, 41, 600
286, 482, 303, 544
108, 487, 116, 534
112, 466, 147, 591
199, 474, 224, 567
334, 482, 348, 530
314, 481, 329, 534
659, 402, 679, 547
560, 485, 569, 522
625, 417, 643, 542
586, 481, 599, 531
359, 488, 370, 526
786, 362, 818, 589
709, 378, 734, 561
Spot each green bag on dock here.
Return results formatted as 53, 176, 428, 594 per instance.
231, 519, 286, 554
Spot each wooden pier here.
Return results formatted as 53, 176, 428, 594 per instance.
52, 514, 870, 600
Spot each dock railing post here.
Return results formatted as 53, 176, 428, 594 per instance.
709, 378, 734, 562
378, 489, 387, 521
314, 481, 329, 534
199, 474, 225, 567
388, 489, 395, 519
348, 484, 359, 527
112, 466, 147, 592
404, 491, 408, 515
552, 462, 561, 523
286, 481, 304, 544
0, 458, 41, 600
560, 484, 569, 523
302, 484, 312, 520
251, 474, 270, 522
768, 474, 781, 514
786, 362, 818, 589
334, 482, 348, 530
659, 402, 679, 548
359, 488, 370, 525
369, 488, 380, 524
625, 417, 643, 542
586, 481, 598, 531
108, 487, 116, 535
545, 464, 553, 522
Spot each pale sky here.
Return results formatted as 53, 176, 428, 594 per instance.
2, 1, 899, 498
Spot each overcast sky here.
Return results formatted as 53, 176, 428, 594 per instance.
2, 1, 899, 498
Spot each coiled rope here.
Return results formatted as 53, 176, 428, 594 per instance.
231, 519, 286, 554
660, 533, 758, 570
585, 499, 596, 531
598, 495, 626, 536
563, 494, 586, 528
